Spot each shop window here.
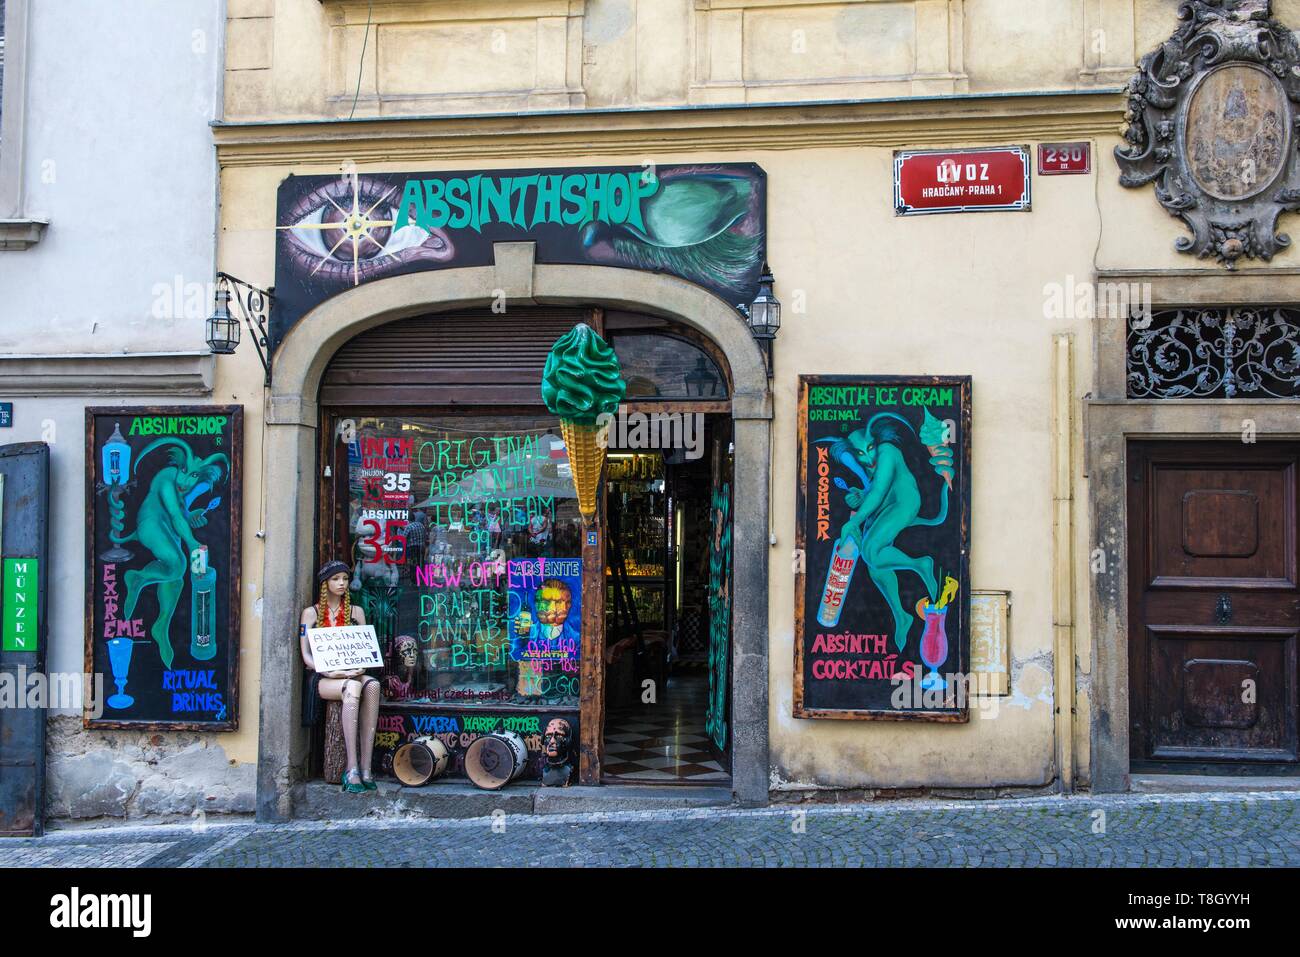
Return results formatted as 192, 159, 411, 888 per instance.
342, 414, 583, 709
608, 332, 728, 399
1127, 307, 1300, 399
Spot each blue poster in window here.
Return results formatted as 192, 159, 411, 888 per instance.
507, 557, 581, 703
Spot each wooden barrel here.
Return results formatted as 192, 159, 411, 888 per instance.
464, 731, 528, 790
392, 736, 451, 787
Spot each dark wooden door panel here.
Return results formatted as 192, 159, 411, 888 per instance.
1129, 441, 1300, 770
1149, 461, 1295, 588
1145, 626, 1297, 762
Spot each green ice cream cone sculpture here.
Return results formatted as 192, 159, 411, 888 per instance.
541, 324, 627, 525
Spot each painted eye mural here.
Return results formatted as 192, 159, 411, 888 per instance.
278, 172, 455, 288
271, 164, 766, 349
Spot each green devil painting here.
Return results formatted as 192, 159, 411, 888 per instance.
109, 439, 229, 669
816, 408, 957, 655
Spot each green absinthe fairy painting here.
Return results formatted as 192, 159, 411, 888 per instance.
796, 377, 971, 720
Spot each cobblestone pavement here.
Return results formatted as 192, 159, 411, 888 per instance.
2, 790, 1297, 867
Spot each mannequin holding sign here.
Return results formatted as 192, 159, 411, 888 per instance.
300, 560, 379, 793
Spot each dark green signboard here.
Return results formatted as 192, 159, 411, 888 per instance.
273, 163, 766, 349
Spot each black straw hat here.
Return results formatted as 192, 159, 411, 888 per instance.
317, 560, 351, 584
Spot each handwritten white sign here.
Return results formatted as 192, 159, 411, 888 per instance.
307, 625, 383, 672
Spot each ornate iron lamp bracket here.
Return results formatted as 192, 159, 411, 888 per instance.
216, 272, 274, 386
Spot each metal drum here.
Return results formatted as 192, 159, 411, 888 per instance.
391, 736, 451, 787
464, 731, 529, 790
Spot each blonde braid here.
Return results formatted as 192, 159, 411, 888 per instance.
318, 579, 332, 631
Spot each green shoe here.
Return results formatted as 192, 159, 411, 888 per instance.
341, 769, 366, 794
361, 775, 378, 791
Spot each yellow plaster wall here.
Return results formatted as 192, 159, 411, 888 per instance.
225, 0, 1186, 122
761, 143, 1098, 788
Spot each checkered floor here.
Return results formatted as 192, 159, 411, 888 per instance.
603, 676, 730, 784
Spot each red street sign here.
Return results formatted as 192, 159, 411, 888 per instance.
894, 146, 1031, 215
1038, 142, 1091, 175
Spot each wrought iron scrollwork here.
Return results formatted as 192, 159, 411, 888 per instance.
1127, 306, 1300, 397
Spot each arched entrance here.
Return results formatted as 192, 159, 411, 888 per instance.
255, 244, 771, 819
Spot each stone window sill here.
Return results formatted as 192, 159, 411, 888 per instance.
0, 351, 215, 395
0, 218, 48, 250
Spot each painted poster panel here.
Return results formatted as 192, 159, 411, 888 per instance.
507, 556, 581, 699
372, 709, 578, 783
272, 163, 766, 348
794, 377, 971, 720
85, 407, 242, 729
343, 416, 584, 709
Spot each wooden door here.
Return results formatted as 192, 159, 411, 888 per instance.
1128, 441, 1300, 770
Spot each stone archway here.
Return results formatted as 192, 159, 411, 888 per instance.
255, 243, 772, 820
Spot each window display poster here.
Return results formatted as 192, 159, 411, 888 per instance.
85, 407, 242, 729
794, 377, 970, 721
344, 416, 584, 709
507, 557, 581, 700
372, 710, 578, 782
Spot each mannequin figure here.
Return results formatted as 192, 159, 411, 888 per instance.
541, 718, 574, 787
385, 634, 418, 700
301, 560, 380, 793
